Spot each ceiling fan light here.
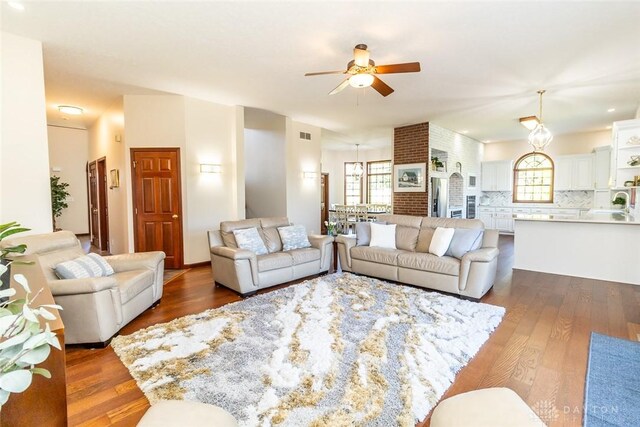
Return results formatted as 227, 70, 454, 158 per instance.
349, 73, 374, 88
353, 44, 370, 68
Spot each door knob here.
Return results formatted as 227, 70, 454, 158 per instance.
172, 214, 179, 219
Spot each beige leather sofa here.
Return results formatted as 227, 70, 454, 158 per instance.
336, 214, 499, 300
207, 217, 333, 297
2, 231, 165, 346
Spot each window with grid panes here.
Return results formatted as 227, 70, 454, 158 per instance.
344, 162, 363, 205
367, 160, 392, 205
513, 152, 554, 203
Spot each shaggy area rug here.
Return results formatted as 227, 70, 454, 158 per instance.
112, 273, 505, 426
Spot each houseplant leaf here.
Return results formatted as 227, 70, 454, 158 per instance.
30, 367, 51, 379
0, 370, 33, 393
19, 344, 50, 365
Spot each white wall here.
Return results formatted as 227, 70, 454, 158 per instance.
123, 95, 244, 264
287, 120, 322, 234
0, 32, 52, 233
321, 145, 393, 207
483, 130, 611, 162
244, 108, 287, 218
48, 126, 89, 234
88, 98, 128, 254
184, 97, 244, 264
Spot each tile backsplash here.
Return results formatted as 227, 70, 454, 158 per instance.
480, 191, 594, 208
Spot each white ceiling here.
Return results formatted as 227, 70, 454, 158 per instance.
2, 1, 639, 148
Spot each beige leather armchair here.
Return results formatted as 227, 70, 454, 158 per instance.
1, 231, 165, 346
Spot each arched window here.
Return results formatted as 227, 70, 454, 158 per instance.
513, 152, 554, 203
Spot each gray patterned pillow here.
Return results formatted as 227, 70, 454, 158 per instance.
277, 225, 311, 251
55, 253, 114, 279
232, 227, 268, 255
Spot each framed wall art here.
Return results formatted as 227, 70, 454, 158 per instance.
394, 163, 427, 192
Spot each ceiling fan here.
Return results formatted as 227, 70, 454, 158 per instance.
305, 43, 421, 97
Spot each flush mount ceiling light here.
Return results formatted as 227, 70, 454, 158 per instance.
352, 144, 364, 179
58, 105, 83, 115
519, 115, 540, 131
527, 90, 553, 152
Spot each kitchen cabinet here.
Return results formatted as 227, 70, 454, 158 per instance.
478, 207, 494, 229
481, 160, 513, 191
493, 207, 514, 232
612, 119, 640, 189
554, 154, 594, 190
593, 146, 612, 189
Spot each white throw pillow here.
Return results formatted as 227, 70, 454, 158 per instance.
277, 224, 312, 251
369, 223, 397, 249
429, 227, 455, 257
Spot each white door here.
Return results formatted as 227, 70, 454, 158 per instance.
555, 157, 573, 190
495, 161, 513, 191
572, 155, 594, 190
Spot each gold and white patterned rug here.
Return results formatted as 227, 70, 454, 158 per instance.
112, 273, 505, 426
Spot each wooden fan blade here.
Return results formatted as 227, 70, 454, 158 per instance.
374, 62, 421, 74
371, 76, 394, 97
305, 70, 345, 76
329, 78, 350, 95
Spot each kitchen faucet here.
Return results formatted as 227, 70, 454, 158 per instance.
613, 191, 629, 213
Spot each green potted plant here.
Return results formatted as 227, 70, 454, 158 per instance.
0, 223, 29, 292
431, 157, 445, 172
612, 196, 627, 209
50, 176, 70, 231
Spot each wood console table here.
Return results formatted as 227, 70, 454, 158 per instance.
1, 258, 67, 427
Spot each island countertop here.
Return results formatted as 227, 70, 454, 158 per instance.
512, 211, 639, 225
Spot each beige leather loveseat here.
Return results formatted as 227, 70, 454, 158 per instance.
207, 217, 333, 297
2, 231, 165, 346
336, 214, 499, 299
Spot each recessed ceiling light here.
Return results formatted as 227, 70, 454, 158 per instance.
607, 108, 615, 113
606, 125, 612, 130
58, 105, 83, 115
460, 130, 469, 134
482, 140, 492, 143
7, 2, 25, 10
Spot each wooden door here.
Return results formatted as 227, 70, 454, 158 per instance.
88, 161, 99, 247
321, 173, 329, 234
131, 148, 183, 269
97, 158, 109, 252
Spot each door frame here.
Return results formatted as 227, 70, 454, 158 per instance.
321, 173, 329, 234
96, 157, 109, 252
130, 147, 184, 268
87, 161, 99, 247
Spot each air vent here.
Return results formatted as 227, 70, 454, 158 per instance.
299, 132, 312, 140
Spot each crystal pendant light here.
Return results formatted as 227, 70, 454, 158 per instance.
528, 90, 553, 151
352, 144, 364, 179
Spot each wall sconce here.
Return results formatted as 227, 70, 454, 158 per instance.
303, 171, 318, 179
200, 164, 222, 174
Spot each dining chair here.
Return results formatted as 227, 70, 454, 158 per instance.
334, 205, 348, 233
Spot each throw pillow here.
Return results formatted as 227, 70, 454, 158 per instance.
445, 228, 484, 259
429, 227, 455, 257
55, 253, 114, 280
369, 223, 397, 249
277, 224, 311, 251
415, 227, 436, 253
355, 221, 387, 246
233, 227, 268, 255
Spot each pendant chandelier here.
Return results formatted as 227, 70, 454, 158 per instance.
528, 90, 553, 151
352, 144, 364, 179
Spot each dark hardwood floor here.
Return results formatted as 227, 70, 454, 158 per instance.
65, 236, 640, 426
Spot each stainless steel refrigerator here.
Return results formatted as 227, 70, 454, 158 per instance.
431, 177, 448, 217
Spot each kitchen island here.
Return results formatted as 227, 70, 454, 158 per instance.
513, 211, 640, 285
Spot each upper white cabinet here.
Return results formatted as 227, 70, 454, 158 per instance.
612, 119, 640, 189
554, 154, 594, 190
593, 146, 612, 189
481, 160, 513, 191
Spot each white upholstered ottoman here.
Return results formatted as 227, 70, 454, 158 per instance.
137, 400, 238, 427
430, 387, 545, 427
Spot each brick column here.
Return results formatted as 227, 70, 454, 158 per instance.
393, 122, 429, 216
